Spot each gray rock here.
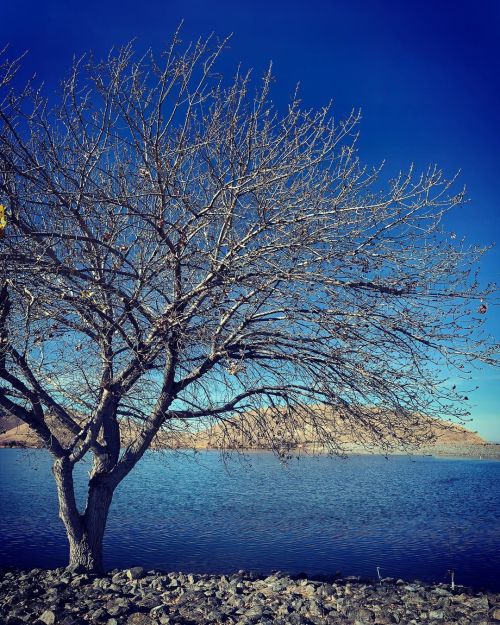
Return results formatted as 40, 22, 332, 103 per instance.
432, 587, 452, 597
351, 607, 375, 624
472, 595, 489, 610
150, 605, 170, 617
287, 614, 311, 625
315, 583, 335, 598
66, 564, 87, 575
105, 598, 131, 616
69, 575, 88, 588
135, 596, 159, 610
90, 608, 108, 620
38, 611, 56, 625
206, 610, 224, 621
277, 604, 293, 616
307, 599, 326, 618
126, 614, 154, 625
111, 572, 125, 584
292, 598, 305, 611
245, 605, 264, 619
429, 609, 445, 620
126, 567, 145, 581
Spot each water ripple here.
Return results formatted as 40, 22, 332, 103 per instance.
0, 450, 499, 589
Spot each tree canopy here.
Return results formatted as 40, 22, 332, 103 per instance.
0, 34, 496, 571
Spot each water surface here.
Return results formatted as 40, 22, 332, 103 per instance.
0, 449, 499, 589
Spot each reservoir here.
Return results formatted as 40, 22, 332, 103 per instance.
0, 449, 498, 590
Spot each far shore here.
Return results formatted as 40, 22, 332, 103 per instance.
1, 440, 499, 459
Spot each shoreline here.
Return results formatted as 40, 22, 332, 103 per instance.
1, 567, 499, 625
1, 442, 500, 460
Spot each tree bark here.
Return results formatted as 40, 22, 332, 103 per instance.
67, 493, 112, 573
53, 458, 114, 573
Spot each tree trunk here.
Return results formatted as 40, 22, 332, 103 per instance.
68, 481, 113, 573
53, 457, 114, 573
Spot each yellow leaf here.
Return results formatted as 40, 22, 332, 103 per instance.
0, 205, 6, 237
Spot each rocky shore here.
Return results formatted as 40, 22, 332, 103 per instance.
1, 567, 499, 625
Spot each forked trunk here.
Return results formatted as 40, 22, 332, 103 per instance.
67, 485, 113, 573
53, 457, 114, 574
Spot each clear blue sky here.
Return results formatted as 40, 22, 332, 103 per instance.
2, 0, 499, 440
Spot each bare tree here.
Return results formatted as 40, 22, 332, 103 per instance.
0, 33, 496, 573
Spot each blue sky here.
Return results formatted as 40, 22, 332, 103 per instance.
2, 0, 499, 440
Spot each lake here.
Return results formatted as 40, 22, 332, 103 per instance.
0, 449, 499, 590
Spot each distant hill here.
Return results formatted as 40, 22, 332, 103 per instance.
0, 407, 488, 453
185, 408, 487, 452
0, 413, 23, 433
0, 415, 48, 448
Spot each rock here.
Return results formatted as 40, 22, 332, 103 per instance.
150, 605, 170, 618
302, 584, 317, 596
59, 618, 79, 625
206, 610, 224, 621
69, 575, 87, 588
429, 609, 445, 620
91, 608, 108, 620
126, 614, 154, 625
66, 564, 87, 575
452, 593, 470, 603
287, 614, 311, 625
467, 595, 489, 611
105, 598, 131, 616
245, 605, 264, 619
135, 597, 159, 610
38, 611, 56, 625
126, 567, 145, 581
432, 588, 452, 597
351, 607, 375, 624
307, 599, 326, 618
1, 568, 499, 625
